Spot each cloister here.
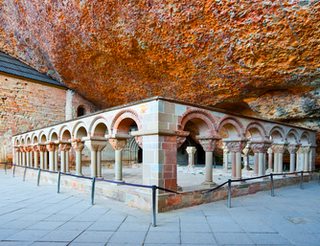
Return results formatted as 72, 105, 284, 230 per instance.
12, 97, 317, 211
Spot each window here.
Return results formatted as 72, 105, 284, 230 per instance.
77, 105, 86, 117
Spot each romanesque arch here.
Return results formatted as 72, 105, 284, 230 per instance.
245, 122, 267, 141
72, 122, 88, 139
286, 129, 299, 145
111, 109, 141, 135
269, 126, 285, 143
217, 116, 244, 139
89, 117, 110, 137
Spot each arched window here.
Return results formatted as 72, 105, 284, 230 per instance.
77, 105, 86, 117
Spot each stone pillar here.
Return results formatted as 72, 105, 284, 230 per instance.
142, 135, 178, 190
14, 147, 20, 165
267, 148, 273, 172
251, 142, 270, 176
85, 138, 108, 178
97, 144, 107, 177
25, 147, 30, 167
272, 144, 285, 173
223, 145, 229, 172
21, 147, 26, 166
39, 145, 47, 169
109, 138, 127, 181
302, 146, 310, 171
309, 146, 316, 171
46, 142, 56, 172
59, 143, 68, 173
72, 139, 84, 176
242, 144, 250, 171
199, 138, 217, 185
65, 144, 71, 172
287, 145, 298, 172
54, 147, 59, 171
33, 145, 39, 168
186, 146, 196, 170
225, 140, 246, 179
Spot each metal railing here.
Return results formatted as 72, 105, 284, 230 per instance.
0, 162, 179, 227
0, 162, 319, 226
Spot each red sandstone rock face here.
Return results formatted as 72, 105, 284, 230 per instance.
0, 1, 319, 126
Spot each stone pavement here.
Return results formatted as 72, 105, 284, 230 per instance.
0, 170, 320, 246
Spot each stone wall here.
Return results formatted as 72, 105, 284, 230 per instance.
0, 73, 96, 161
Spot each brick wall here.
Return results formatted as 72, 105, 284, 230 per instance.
0, 73, 96, 161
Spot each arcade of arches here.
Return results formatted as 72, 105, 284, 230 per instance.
12, 97, 317, 210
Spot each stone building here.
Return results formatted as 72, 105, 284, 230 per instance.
0, 52, 96, 162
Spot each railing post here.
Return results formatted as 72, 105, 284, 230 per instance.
37, 169, 41, 186
151, 185, 157, 227
91, 177, 96, 205
4, 162, 7, 175
318, 171, 320, 185
300, 171, 304, 190
270, 173, 275, 197
227, 179, 232, 208
12, 164, 16, 177
23, 166, 27, 181
57, 171, 61, 193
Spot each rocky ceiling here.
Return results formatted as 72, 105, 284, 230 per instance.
1, 0, 320, 131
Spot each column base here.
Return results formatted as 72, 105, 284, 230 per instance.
201, 181, 216, 187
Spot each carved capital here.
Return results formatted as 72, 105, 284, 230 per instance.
176, 130, 189, 148
109, 138, 127, 151
272, 144, 286, 154
39, 145, 47, 152
186, 146, 197, 155
224, 141, 246, 152
33, 145, 40, 152
71, 139, 85, 152
46, 142, 57, 152
287, 144, 298, 154
198, 138, 216, 152
59, 143, 72, 152
251, 142, 271, 153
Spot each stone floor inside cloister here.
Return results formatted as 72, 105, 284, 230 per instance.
1, 169, 320, 246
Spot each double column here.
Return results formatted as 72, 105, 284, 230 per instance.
84, 137, 107, 178
224, 140, 246, 179
46, 142, 59, 172
250, 142, 270, 176
272, 144, 286, 173
198, 137, 217, 185
59, 142, 71, 173
39, 145, 48, 169
109, 136, 128, 181
71, 139, 85, 176
288, 145, 298, 172
33, 145, 39, 168
297, 145, 311, 171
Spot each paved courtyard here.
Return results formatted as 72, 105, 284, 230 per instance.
0, 170, 320, 246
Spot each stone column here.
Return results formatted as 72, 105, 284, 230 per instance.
309, 146, 316, 171
54, 147, 59, 171
72, 139, 85, 176
251, 142, 270, 176
272, 144, 285, 173
59, 143, 66, 173
85, 138, 108, 178
97, 144, 107, 177
186, 146, 196, 170
25, 146, 30, 167
14, 147, 20, 165
223, 145, 229, 172
225, 140, 246, 179
109, 138, 127, 181
21, 147, 26, 166
199, 138, 217, 185
64, 144, 71, 173
39, 145, 47, 169
242, 144, 250, 171
46, 142, 56, 172
33, 145, 39, 168
302, 146, 310, 171
287, 145, 298, 173
267, 148, 273, 172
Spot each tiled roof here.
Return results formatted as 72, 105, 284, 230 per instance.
0, 51, 65, 87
